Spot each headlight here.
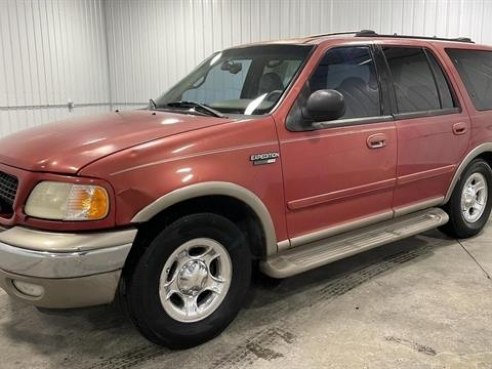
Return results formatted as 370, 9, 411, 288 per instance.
25, 182, 110, 221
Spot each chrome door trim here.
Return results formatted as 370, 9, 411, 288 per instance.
397, 165, 456, 185
290, 210, 393, 248
287, 178, 396, 210
289, 196, 448, 249
393, 196, 445, 217
277, 239, 290, 252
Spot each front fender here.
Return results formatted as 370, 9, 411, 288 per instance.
79, 117, 288, 256
131, 181, 278, 256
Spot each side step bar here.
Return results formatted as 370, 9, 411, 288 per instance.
260, 208, 449, 278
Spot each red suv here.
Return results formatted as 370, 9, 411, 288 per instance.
1, 30, 491, 348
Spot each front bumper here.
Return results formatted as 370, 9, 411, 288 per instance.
0, 226, 137, 308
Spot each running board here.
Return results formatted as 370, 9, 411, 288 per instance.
260, 208, 449, 278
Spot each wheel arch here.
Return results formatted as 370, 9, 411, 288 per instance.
445, 143, 492, 203
130, 181, 278, 258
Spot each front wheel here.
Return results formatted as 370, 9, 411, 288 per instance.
123, 213, 252, 348
440, 159, 492, 238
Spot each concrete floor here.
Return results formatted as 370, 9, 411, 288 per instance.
1, 223, 492, 369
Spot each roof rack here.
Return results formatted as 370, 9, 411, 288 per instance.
306, 30, 474, 43
305, 31, 363, 39
354, 30, 474, 43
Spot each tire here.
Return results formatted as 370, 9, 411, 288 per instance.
440, 159, 492, 238
123, 213, 251, 349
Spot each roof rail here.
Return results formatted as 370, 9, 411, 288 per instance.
354, 30, 474, 43
357, 30, 378, 36
306, 30, 474, 44
305, 31, 362, 39
302, 30, 379, 43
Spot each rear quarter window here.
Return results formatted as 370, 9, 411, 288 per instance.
447, 49, 492, 111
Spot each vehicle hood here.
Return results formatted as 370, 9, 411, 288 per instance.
0, 110, 232, 174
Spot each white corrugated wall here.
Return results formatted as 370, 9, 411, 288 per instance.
105, 0, 492, 109
2, 0, 492, 136
0, 0, 110, 137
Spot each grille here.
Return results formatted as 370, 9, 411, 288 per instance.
0, 171, 18, 215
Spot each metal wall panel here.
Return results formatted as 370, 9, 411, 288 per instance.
104, 0, 492, 109
0, 0, 110, 136
3, 0, 492, 137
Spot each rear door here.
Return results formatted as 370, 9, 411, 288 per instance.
378, 44, 471, 213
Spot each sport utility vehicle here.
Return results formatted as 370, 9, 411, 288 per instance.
1, 30, 492, 348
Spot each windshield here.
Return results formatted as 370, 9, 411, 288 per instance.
155, 44, 313, 116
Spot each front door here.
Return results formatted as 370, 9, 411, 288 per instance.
277, 45, 398, 245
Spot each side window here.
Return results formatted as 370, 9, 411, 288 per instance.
426, 51, 456, 109
446, 49, 492, 111
383, 47, 456, 114
308, 46, 382, 120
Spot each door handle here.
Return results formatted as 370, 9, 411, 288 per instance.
452, 122, 467, 135
367, 133, 387, 149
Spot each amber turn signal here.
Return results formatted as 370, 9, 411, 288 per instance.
25, 182, 110, 221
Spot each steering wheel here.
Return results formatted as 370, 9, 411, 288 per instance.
264, 90, 283, 102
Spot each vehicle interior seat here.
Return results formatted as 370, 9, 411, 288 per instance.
393, 82, 440, 112
258, 72, 284, 96
335, 77, 380, 118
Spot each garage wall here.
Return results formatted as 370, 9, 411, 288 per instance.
0, 0, 110, 137
2, 0, 492, 137
105, 0, 492, 108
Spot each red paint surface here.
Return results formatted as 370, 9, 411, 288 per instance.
0, 36, 491, 245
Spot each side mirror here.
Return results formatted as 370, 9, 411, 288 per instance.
303, 89, 345, 122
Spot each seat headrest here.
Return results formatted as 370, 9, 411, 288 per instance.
259, 73, 284, 95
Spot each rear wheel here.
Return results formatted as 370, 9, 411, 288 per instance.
123, 213, 251, 348
440, 159, 492, 238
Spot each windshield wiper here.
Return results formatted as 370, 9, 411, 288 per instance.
165, 101, 226, 118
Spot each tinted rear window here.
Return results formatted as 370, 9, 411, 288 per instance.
447, 49, 492, 111
383, 47, 455, 114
